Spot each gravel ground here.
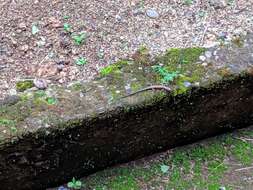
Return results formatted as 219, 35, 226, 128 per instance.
0, 0, 252, 100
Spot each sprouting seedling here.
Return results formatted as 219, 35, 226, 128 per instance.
46, 97, 57, 105
72, 32, 86, 45
67, 177, 82, 189
75, 57, 87, 65
63, 23, 71, 32
63, 15, 70, 19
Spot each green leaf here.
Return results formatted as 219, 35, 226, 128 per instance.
63, 15, 70, 19
75, 57, 87, 65
67, 182, 75, 188
32, 25, 39, 35
72, 32, 86, 45
160, 164, 170, 174
46, 97, 57, 105
63, 23, 71, 32
75, 181, 82, 188
10, 126, 17, 133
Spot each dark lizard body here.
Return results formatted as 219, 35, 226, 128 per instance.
121, 85, 171, 98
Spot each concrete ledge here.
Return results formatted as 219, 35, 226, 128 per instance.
1, 34, 253, 189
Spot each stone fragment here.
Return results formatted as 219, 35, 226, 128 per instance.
34, 79, 48, 90
146, 9, 159, 18
208, 0, 227, 9
199, 55, 206, 61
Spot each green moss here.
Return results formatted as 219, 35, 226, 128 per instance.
0, 118, 16, 126
130, 82, 143, 92
100, 60, 129, 77
159, 47, 206, 66
16, 80, 34, 92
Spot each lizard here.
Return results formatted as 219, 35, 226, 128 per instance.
120, 85, 171, 99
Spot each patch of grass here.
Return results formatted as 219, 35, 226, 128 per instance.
230, 139, 253, 165
76, 129, 253, 190
108, 175, 139, 190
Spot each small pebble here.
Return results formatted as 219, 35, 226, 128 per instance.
209, 0, 227, 9
115, 15, 122, 22
199, 55, 206, 61
205, 51, 212, 58
146, 9, 159, 18
34, 79, 48, 90
202, 62, 208, 67
183, 81, 192, 88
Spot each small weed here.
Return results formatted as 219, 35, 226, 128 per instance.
67, 177, 83, 189
99, 60, 128, 77
75, 57, 87, 65
152, 65, 179, 84
72, 32, 86, 45
63, 15, 70, 19
46, 97, 57, 105
63, 23, 71, 33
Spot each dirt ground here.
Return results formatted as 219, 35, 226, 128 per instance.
0, 0, 252, 100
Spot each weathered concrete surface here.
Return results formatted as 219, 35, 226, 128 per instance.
0, 34, 253, 189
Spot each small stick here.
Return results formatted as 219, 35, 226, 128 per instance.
235, 166, 253, 172
120, 85, 171, 99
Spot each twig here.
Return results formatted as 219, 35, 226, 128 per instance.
235, 166, 253, 172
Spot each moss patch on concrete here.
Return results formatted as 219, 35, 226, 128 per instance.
99, 60, 129, 77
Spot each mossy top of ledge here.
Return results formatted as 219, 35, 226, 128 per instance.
0, 34, 253, 146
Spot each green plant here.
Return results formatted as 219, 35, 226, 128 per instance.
67, 177, 83, 189
99, 60, 128, 77
63, 15, 70, 19
63, 23, 71, 32
46, 97, 57, 105
152, 65, 179, 84
75, 57, 87, 65
72, 32, 86, 45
